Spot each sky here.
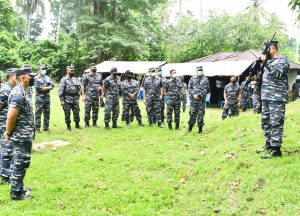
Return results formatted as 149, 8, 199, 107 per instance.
40, 0, 299, 39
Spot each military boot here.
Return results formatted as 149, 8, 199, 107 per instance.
186, 124, 193, 133
67, 124, 71, 131
198, 126, 203, 134
112, 121, 120, 128
175, 123, 180, 130
85, 121, 90, 128
105, 122, 111, 130
158, 122, 163, 128
93, 121, 99, 127
1, 176, 10, 185
261, 147, 282, 159
11, 191, 33, 201
256, 142, 271, 154
75, 122, 82, 129
168, 123, 173, 130
138, 121, 145, 126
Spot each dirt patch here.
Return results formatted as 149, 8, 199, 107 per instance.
33, 140, 70, 151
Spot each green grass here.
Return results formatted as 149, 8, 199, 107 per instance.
0, 88, 299, 215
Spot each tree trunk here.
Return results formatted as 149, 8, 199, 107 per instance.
26, 14, 32, 40
56, 0, 63, 43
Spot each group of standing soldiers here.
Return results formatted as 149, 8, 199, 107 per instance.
58, 64, 211, 134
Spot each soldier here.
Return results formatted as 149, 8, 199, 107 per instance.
0, 68, 17, 185
3, 68, 36, 200
58, 66, 82, 131
101, 67, 121, 129
157, 67, 167, 123
180, 76, 187, 112
222, 76, 241, 119
34, 65, 54, 132
186, 66, 210, 134
81, 63, 102, 128
256, 41, 290, 159
165, 70, 183, 130
240, 78, 252, 112
252, 72, 262, 114
143, 68, 164, 127
121, 70, 144, 126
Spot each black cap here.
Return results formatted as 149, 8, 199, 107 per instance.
124, 70, 133, 76
149, 68, 155, 73
269, 41, 278, 46
6, 68, 18, 75
110, 67, 117, 73
16, 68, 36, 77
67, 66, 75, 71
196, 66, 203, 71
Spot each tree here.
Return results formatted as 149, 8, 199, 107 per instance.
289, 0, 300, 19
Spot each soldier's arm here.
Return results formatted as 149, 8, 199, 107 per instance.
265, 58, 290, 79
58, 78, 65, 102
224, 86, 228, 103
35, 77, 43, 93
0, 90, 8, 111
200, 78, 210, 98
4, 94, 22, 140
48, 77, 55, 90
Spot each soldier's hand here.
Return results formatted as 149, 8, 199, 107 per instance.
160, 95, 163, 101
3, 131, 10, 141
60, 101, 65, 107
260, 54, 267, 64
193, 94, 198, 101
143, 99, 147, 105
82, 96, 86, 102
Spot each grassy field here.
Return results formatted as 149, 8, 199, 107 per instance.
0, 88, 299, 215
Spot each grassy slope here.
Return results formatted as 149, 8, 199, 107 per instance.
0, 88, 299, 215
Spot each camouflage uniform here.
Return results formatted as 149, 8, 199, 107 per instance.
82, 72, 103, 125
58, 76, 81, 125
252, 71, 262, 114
291, 82, 300, 101
240, 80, 252, 112
121, 78, 142, 124
159, 76, 167, 123
165, 78, 183, 127
180, 80, 187, 112
103, 75, 121, 124
188, 76, 210, 129
34, 74, 54, 131
261, 55, 290, 148
0, 82, 14, 180
26, 87, 33, 100
144, 76, 163, 125
222, 83, 241, 119
8, 84, 34, 195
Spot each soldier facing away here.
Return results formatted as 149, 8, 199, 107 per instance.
121, 70, 144, 126
34, 65, 54, 132
157, 67, 167, 123
0, 68, 17, 185
164, 69, 183, 130
58, 66, 82, 131
180, 76, 188, 112
240, 77, 252, 112
3, 68, 36, 200
186, 66, 210, 134
81, 63, 103, 128
256, 41, 290, 159
101, 67, 121, 129
222, 76, 241, 119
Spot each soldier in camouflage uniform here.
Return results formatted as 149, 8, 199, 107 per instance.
157, 67, 167, 123
101, 67, 121, 129
222, 76, 241, 119
143, 68, 164, 127
164, 70, 183, 130
22, 65, 34, 102
240, 78, 252, 112
0, 68, 17, 185
252, 71, 263, 114
121, 70, 144, 126
186, 66, 210, 134
256, 41, 290, 159
58, 66, 82, 131
81, 63, 102, 128
3, 68, 36, 200
34, 65, 54, 132
180, 76, 187, 112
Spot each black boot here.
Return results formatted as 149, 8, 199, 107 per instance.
11, 191, 33, 201
1, 176, 10, 185
75, 122, 82, 129
138, 121, 145, 126
105, 122, 111, 130
261, 147, 282, 159
175, 123, 180, 130
256, 141, 271, 154
198, 126, 203, 134
186, 124, 193, 133
112, 121, 120, 128
158, 122, 163, 128
67, 124, 71, 131
168, 123, 173, 130
85, 121, 90, 128
93, 121, 99, 127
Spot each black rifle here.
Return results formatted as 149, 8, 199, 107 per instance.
243, 32, 277, 89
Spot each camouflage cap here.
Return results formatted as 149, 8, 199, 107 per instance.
110, 67, 117, 73
196, 66, 203, 72
6, 68, 18, 75
38, 64, 47, 69
124, 70, 133, 76
67, 66, 75, 71
16, 68, 36, 77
